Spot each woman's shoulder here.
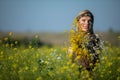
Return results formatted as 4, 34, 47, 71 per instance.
94, 33, 104, 42
94, 33, 105, 48
91, 33, 102, 41
94, 34, 101, 38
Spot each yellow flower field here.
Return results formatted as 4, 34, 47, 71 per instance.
0, 32, 120, 80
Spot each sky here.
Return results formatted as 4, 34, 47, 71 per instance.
0, 0, 120, 32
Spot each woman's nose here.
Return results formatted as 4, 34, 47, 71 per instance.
85, 20, 89, 25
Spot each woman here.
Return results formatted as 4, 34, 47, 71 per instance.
68, 10, 102, 71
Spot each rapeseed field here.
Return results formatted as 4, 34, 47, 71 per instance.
0, 32, 120, 80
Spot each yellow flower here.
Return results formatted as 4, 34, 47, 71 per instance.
25, 66, 29, 70
118, 57, 120, 60
117, 68, 120, 72
13, 48, 17, 51
15, 41, 18, 44
29, 45, 32, 49
0, 51, 3, 55
0, 51, 4, 58
83, 48, 88, 55
9, 32, 13, 36
68, 53, 73, 58
67, 61, 72, 65
10, 43, 14, 47
90, 63, 93, 67
108, 71, 112, 73
108, 62, 112, 67
62, 66, 69, 70
45, 61, 49, 65
12, 64, 17, 69
8, 56, 13, 60
118, 36, 120, 39
32, 67, 38, 73
48, 71, 54, 77
88, 78, 93, 80
4, 37, 8, 41
71, 63, 76, 68
75, 55, 81, 61
36, 76, 42, 80
117, 77, 120, 80
35, 35, 38, 38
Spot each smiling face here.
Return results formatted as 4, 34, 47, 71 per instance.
78, 16, 92, 32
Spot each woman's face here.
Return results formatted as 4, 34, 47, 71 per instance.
78, 16, 92, 32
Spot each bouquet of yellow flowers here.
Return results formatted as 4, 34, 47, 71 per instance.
69, 29, 102, 70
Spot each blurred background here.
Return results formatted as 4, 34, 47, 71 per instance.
0, 0, 120, 46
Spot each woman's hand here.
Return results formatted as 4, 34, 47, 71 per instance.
68, 47, 73, 54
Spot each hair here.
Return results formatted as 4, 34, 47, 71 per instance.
74, 10, 94, 34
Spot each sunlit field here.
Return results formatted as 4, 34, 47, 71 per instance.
0, 32, 120, 80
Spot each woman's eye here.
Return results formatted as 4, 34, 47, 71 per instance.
89, 20, 92, 24
82, 19, 85, 22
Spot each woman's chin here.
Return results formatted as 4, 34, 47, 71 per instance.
82, 29, 88, 32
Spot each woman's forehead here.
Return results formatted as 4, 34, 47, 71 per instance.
79, 16, 92, 20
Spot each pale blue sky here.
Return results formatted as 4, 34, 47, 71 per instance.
0, 0, 120, 32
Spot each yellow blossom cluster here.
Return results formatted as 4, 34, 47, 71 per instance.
69, 29, 94, 67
